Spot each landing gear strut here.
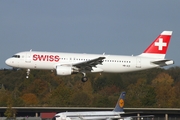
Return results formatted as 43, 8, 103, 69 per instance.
81, 72, 88, 82
26, 69, 30, 78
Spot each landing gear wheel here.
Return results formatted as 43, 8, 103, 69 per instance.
81, 77, 88, 82
26, 69, 30, 79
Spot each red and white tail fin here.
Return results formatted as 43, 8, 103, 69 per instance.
139, 31, 172, 59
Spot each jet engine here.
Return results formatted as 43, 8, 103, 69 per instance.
56, 66, 73, 75
53, 115, 72, 120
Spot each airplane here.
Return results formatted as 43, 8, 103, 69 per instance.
5, 31, 174, 82
52, 92, 154, 120
52, 91, 128, 120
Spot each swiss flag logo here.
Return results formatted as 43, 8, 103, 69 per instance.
143, 34, 171, 54
155, 38, 167, 51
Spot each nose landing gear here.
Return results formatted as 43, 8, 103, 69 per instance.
26, 69, 30, 78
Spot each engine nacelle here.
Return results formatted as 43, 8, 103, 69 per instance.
119, 117, 132, 120
56, 66, 72, 76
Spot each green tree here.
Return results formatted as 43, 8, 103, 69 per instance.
71, 92, 91, 106
152, 73, 176, 107
4, 99, 16, 118
21, 93, 39, 106
167, 66, 180, 82
0, 85, 10, 106
49, 84, 72, 106
126, 79, 155, 107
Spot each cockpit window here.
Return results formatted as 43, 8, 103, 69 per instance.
12, 55, 20, 58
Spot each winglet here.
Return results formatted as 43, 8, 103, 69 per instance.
113, 91, 126, 112
139, 31, 172, 59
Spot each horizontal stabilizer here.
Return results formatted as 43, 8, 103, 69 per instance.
151, 60, 174, 66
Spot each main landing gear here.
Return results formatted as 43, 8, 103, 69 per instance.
25, 69, 88, 82
81, 72, 88, 82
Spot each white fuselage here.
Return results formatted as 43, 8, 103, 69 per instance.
54, 111, 124, 120
5, 51, 163, 73
5, 31, 174, 78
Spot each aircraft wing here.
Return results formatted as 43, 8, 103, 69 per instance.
120, 115, 154, 120
78, 116, 121, 120
73, 57, 106, 71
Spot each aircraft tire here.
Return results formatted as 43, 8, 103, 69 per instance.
81, 77, 88, 82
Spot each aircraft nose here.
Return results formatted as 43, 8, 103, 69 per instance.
5, 58, 12, 66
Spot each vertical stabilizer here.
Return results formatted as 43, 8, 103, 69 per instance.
139, 31, 172, 59
113, 91, 126, 112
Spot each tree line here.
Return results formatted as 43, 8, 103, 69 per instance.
0, 66, 180, 108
